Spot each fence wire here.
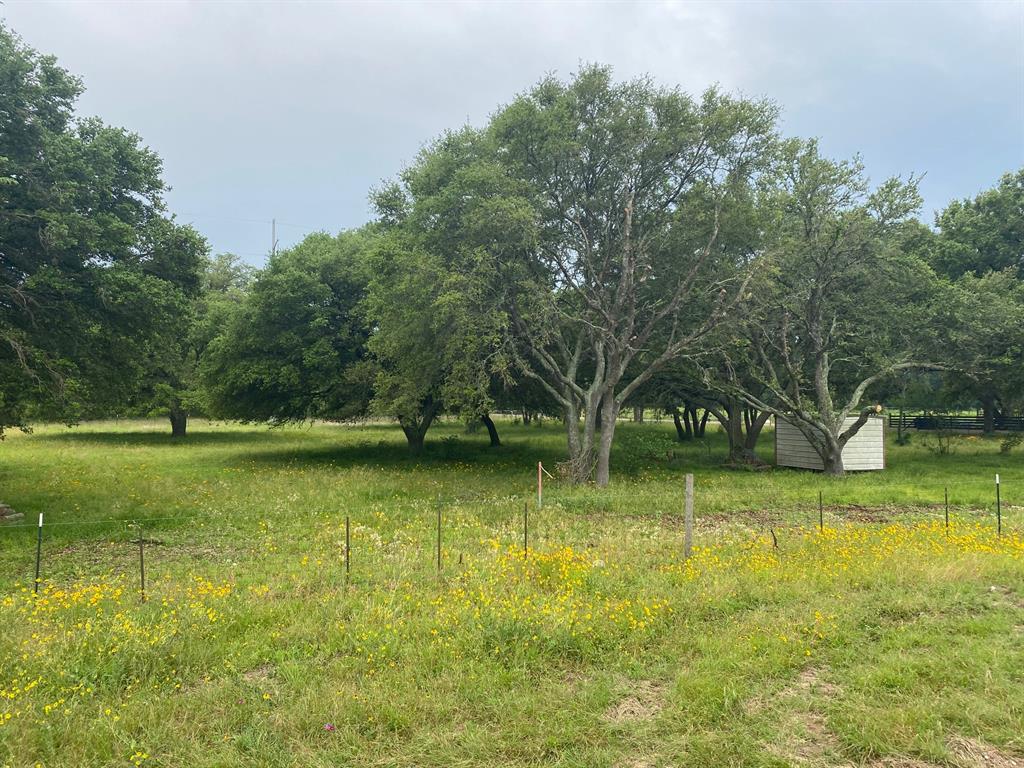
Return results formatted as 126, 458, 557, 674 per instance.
0, 484, 1016, 600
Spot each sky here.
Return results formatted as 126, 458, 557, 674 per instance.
3, 0, 1023, 264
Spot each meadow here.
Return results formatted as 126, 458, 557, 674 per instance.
0, 418, 1021, 768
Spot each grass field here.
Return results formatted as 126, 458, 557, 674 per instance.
0, 419, 1021, 767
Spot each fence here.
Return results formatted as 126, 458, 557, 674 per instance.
888, 413, 1024, 432
0, 473, 1014, 602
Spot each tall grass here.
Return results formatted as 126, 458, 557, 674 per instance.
0, 420, 1020, 767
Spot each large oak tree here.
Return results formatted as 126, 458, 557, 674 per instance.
380, 66, 777, 484
721, 141, 945, 475
0, 24, 202, 435
930, 170, 1024, 431
201, 231, 374, 424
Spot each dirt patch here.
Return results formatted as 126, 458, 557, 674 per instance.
756, 670, 1022, 768
242, 663, 275, 684
836, 505, 894, 524
789, 667, 842, 697
767, 727, 1023, 767
592, 503, 959, 533
560, 667, 590, 692
948, 735, 1024, 768
785, 710, 841, 763
613, 758, 658, 768
988, 585, 1024, 610
0, 502, 24, 522
698, 510, 785, 528
757, 666, 851, 765
603, 680, 665, 724
746, 666, 842, 715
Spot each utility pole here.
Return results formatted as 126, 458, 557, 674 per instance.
271, 218, 278, 257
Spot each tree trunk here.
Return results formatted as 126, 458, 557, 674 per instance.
522, 408, 532, 426
816, 426, 846, 476
481, 414, 501, 447
595, 396, 620, 487
697, 409, 709, 437
744, 409, 770, 454
981, 395, 996, 435
724, 403, 745, 463
563, 395, 599, 484
679, 407, 689, 439
565, 400, 581, 459
169, 408, 187, 438
632, 405, 643, 423
713, 400, 769, 464
671, 408, 687, 442
402, 425, 426, 454
400, 399, 439, 455
823, 446, 845, 476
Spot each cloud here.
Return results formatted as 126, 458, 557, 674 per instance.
3, 0, 1021, 260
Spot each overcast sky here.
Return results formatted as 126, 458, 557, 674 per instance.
3, 1, 1022, 263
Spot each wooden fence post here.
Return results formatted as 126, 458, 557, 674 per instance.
537, 462, 543, 511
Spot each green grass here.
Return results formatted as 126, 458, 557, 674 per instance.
0, 419, 1021, 767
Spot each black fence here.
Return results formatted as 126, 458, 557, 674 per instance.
888, 413, 1024, 432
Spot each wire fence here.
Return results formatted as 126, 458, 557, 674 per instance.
0, 472, 1016, 604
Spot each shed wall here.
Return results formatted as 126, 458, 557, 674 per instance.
774, 416, 885, 471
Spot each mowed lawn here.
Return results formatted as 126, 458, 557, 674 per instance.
0, 419, 1021, 767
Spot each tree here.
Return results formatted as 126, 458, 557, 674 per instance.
368, 129, 526, 454
930, 171, 1024, 431
376, 69, 777, 481
491, 374, 560, 430
932, 169, 1023, 279
636, 186, 772, 464
700, 388, 772, 465
490, 67, 777, 485
201, 231, 373, 424
643, 361, 771, 463
362, 233, 448, 453
0, 24, 201, 435
135, 251, 252, 437
720, 140, 944, 475
379, 67, 777, 485
941, 269, 1024, 433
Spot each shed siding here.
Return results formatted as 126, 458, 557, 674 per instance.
775, 416, 885, 471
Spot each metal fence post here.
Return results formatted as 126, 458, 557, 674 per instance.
684, 473, 694, 559
33, 513, 43, 595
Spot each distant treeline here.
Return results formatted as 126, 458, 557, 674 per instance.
2, 23, 1021, 482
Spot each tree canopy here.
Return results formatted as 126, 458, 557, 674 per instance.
201, 230, 374, 424
0, 24, 202, 435
932, 170, 1023, 279
718, 140, 945, 474
2, 30, 1022, 484
375, 65, 778, 483
927, 171, 1024, 432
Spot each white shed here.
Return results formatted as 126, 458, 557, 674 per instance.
774, 415, 886, 471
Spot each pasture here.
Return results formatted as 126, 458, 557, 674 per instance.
0, 419, 1021, 767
